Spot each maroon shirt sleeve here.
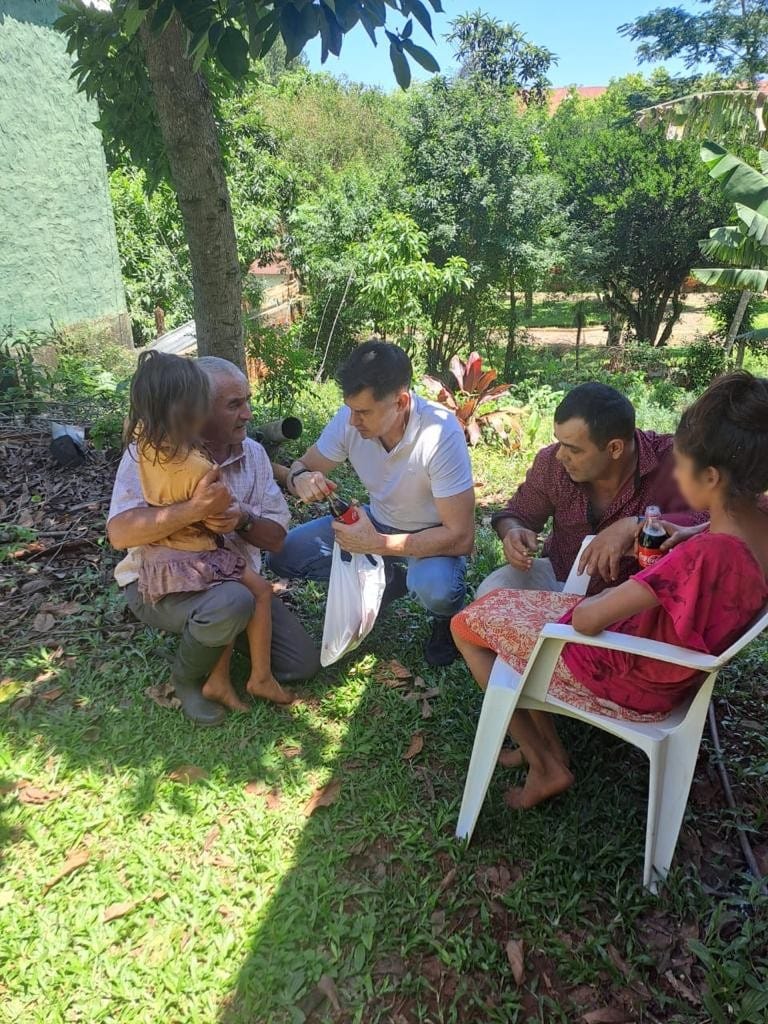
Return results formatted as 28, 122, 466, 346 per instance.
490, 446, 557, 534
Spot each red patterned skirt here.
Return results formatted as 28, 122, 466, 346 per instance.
138, 544, 246, 605
451, 589, 667, 723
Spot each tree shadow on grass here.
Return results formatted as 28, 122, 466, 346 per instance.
214, 603, 712, 1024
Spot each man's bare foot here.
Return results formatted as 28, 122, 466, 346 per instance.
202, 675, 250, 712
504, 763, 575, 810
246, 675, 296, 706
498, 747, 526, 769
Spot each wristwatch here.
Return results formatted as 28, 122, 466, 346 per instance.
236, 510, 254, 535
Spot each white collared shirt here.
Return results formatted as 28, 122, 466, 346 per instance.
316, 392, 473, 532
107, 438, 290, 586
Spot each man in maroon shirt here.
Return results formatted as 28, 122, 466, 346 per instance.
479, 382, 706, 598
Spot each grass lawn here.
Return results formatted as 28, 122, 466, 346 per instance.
518, 297, 606, 330
1, 429, 767, 1023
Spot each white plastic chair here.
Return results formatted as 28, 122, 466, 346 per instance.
457, 537, 768, 891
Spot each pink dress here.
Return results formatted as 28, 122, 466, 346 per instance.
452, 533, 767, 722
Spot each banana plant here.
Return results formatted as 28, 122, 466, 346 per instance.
693, 142, 768, 355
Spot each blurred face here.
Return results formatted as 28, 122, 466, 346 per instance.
673, 445, 720, 510
554, 417, 625, 483
201, 371, 252, 446
345, 387, 410, 440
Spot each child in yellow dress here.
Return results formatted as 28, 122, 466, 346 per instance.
126, 350, 293, 710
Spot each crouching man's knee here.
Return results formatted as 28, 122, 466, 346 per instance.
407, 558, 467, 618
188, 583, 255, 648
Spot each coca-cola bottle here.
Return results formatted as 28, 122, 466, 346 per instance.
637, 505, 666, 569
327, 492, 360, 525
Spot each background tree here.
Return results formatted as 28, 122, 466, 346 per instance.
57, 0, 445, 369
620, 0, 768, 85
448, 9, 556, 101
548, 77, 728, 346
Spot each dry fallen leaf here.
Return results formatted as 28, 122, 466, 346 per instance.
421, 700, 433, 720
144, 681, 181, 710
40, 601, 83, 617
244, 780, 268, 796
10, 695, 35, 713
32, 612, 56, 633
506, 939, 525, 987
202, 825, 220, 853
413, 676, 426, 689
375, 659, 412, 686
103, 890, 165, 923
402, 732, 424, 760
168, 765, 208, 785
583, 1010, 633, 1024
304, 779, 342, 816
317, 974, 342, 1013
16, 780, 64, 805
280, 745, 301, 759
34, 669, 56, 684
422, 687, 441, 699
438, 867, 457, 893
43, 848, 91, 894
384, 660, 412, 679
265, 790, 282, 811
38, 687, 64, 702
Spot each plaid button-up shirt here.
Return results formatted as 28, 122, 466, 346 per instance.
108, 439, 290, 586
490, 430, 706, 591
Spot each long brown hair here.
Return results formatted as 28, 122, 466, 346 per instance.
124, 351, 211, 462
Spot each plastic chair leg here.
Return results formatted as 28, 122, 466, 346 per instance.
456, 683, 520, 842
644, 729, 704, 891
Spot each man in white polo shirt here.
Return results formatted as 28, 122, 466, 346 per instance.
269, 341, 475, 666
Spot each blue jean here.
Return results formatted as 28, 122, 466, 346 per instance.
268, 510, 467, 619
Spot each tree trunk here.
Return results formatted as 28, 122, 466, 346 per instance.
575, 323, 582, 371
524, 286, 534, 319
503, 279, 517, 381
140, 17, 245, 369
724, 289, 752, 358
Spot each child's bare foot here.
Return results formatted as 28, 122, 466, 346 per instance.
202, 675, 250, 712
504, 763, 574, 810
246, 675, 296, 706
498, 747, 526, 769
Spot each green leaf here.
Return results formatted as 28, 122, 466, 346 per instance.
401, 38, 439, 73
389, 41, 411, 89
402, 17, 413, 39
701, 140, 768, 217
736, 326, 768, 341
216, 25, 250, 78
402, 0, 434, 39
123, 0, 148, 38
150, 0, 174, 33
692, 266, 768, 291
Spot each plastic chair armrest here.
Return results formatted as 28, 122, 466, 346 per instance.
538, 623, 721, 671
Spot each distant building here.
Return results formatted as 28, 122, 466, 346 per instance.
247, 255, 299, 319
548, 85, 608, 112
0, 0, 130, 344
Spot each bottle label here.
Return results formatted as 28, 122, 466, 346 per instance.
637, 545, 664, 569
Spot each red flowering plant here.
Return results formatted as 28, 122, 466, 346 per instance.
423, 352, 520, 446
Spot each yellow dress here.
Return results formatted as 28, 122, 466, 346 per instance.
136, 443, 245, 604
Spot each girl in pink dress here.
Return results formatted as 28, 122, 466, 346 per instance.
452, 372, 768, 810
126, 351, 294, 711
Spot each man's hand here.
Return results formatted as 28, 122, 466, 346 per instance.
578, 517, 637, 583
331, 506, 383, 556
502, 527, 539, 572
292, 470, 337, 503
204, 499, 242, 535
189, 467, 232, 520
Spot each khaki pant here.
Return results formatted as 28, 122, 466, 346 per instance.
475, 558, 565, 600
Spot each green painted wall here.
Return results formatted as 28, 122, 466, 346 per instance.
0, 0, 130, 340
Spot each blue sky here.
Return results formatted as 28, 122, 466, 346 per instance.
306, 0, 690, 89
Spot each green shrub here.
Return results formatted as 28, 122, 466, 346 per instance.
0, 328, 51, 415
708, 289, 758, 339
246, 322, 315, 415
680, 337, 728, 391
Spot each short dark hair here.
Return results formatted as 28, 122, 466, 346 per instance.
337, 340, 412, 400
675, 370, 768, 504
554, 382, 635, 447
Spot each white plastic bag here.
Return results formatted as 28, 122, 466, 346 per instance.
320, 543, 386, 667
